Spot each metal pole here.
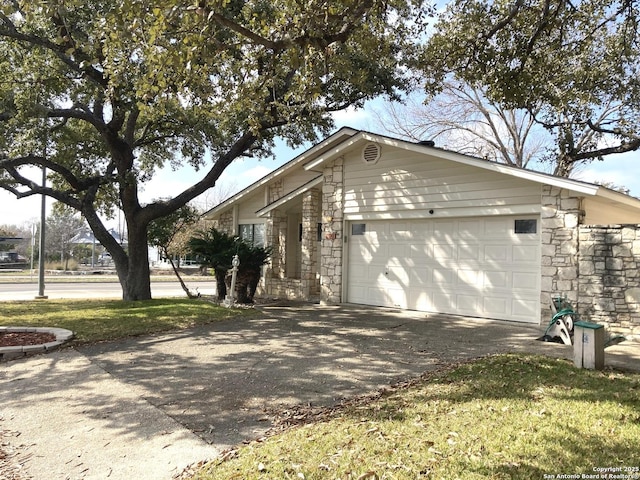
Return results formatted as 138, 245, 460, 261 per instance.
36, 166, 47, 299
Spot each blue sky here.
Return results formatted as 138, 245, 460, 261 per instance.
1, 103, 639, 229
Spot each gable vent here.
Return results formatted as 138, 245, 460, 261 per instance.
362, 143, 381, 164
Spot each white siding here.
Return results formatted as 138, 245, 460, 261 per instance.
284, 169, 322, 197
343, 147, 542, 218
238, 190, 266, 222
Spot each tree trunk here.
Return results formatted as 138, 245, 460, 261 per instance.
115, 224, 152, 301
166, 249, 199, 299
214, 267, 227, 301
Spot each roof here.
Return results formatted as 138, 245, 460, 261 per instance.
204, 127, 640, 219
203, 127, 358, 218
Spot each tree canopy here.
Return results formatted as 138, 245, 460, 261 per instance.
0, 0, 430, 300
422, 0, 640, 176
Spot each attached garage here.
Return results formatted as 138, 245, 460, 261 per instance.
206, 127, 640, 330
346, 215, 541, 323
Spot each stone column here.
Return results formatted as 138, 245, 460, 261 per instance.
540, 185, 582, 322
320, 157, 344, 304
301, 188, 321, 299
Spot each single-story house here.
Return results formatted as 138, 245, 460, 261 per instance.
205, 128, 640, 335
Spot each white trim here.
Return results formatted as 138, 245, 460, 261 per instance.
306, 131, 605, 197
203, 128, 357, 218
343, 204, 542, 221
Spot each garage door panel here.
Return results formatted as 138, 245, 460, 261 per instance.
409, 289, 431, 311
457, 269, 481, 288
433, 267, 455, 286
457, 294, 479, 312
347, 216, 540, 323
483, 296, 509, 316
513, 245, 538, 263
484, 245, 509, 262
484, 270, 509, 288
434, 243, 455, 259
458, 219, 482, 237
388, 244, 408, 259
483, 218, 511, 237
458, 244, 480, 260
433, 292, 453, 310
409, 243, 433, 261
512, 271, 538, 290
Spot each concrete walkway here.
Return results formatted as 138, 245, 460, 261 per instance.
1, 304, 639, 479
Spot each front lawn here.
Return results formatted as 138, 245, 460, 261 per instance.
192, 354, 640, 480
0, 298, 255, 344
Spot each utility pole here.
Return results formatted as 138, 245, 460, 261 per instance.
35, 165, 47, 299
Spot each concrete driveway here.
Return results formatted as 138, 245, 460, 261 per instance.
1, 303, 638, 479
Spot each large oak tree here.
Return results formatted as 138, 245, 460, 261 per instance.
0, 0, 429, 300
421, 0, 640, 177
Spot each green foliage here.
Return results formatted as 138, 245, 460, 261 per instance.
148, 202, 200, 257
422, 0, 640, 175
1, 0, 431, 300
189, 227, 271, 302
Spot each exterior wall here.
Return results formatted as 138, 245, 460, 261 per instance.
542, 185, 640, 337
218, 211, 234, 235
578, 225, 640, 337
540, 185, 582, 322
320, 157, 344, 304
343, 148, 541, 218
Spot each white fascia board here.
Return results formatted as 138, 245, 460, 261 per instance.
203, 127, 358, 218
594, 186, 640, 210
256, 175, 323, 217
305, 131, 600, 196
365, 133, 602, 196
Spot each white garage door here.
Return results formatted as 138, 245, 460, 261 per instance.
346, 216, 540, 323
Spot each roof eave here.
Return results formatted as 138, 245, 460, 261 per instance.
203, 127, 359, 219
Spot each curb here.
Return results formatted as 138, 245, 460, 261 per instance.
0, 327, 74, 361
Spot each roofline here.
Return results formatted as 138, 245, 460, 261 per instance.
304, 131, 603, 196
203, 127, 358, 218
205, 127, 640, 218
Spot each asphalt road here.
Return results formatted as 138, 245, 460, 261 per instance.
0, 280, 216, 301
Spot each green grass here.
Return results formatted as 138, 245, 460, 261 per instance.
0, 298, 255, 344
192, 354, 640, 480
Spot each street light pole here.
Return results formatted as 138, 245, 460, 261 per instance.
36, 165, 48, 299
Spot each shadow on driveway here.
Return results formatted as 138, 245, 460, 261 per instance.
3, 303, 637, 479
76, 304, 549, 447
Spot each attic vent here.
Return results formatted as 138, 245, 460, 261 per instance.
362, 143, 381, 164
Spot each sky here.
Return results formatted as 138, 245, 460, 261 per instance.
1, 103, 639, 231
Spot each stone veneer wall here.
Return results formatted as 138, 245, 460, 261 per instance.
320, 157, 344, 304
578, 225, 640, 336
218, 211, 233, 235
301, 188, 321, 299
540, 185, 582, 322
542, 185, 640, 336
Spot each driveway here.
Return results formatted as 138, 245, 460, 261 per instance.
1, 303, 638, 479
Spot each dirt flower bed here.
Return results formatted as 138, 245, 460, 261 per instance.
0, 332, 56, 347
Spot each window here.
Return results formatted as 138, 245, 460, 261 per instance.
351, 223, 366, 236
515, 219, 537, 234
239, 223, 265, 246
